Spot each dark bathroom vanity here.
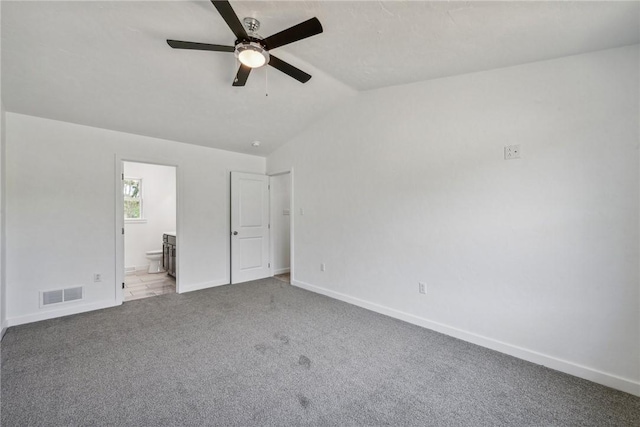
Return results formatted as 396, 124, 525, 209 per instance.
163, 232, 176, 277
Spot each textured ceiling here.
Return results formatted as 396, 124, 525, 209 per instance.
2, 1, 639, 156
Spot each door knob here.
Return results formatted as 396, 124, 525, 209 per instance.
233, 231, 238, 235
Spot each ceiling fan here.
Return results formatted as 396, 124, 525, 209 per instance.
167, 0, 323, 86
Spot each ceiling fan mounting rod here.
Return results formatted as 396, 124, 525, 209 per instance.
243, 17, 260, 35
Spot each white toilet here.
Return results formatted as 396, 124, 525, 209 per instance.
145, 250, 164, 274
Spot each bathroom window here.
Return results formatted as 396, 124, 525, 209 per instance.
124, 177, 144, 221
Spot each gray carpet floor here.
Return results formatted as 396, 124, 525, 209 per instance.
2, 278, 639, 426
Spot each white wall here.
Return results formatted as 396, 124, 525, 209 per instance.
267, 45, 640, 395
270, 173, 291, 274
0, 101, 6, 338
5, 114, 264, 325
1, 0, 6, 336
123, 162, 176, 272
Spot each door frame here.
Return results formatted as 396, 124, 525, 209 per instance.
114, 155, 181, 305
268, 168, 294, 283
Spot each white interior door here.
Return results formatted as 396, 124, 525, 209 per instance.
231, 171, 271, 284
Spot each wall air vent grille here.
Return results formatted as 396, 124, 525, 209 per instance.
41, 286, 84, 307
64, 287, 83, 302
42, 290, 63, 306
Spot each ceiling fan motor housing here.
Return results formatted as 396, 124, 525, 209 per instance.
232, 17, 270, 68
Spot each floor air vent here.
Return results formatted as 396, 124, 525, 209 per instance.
41, 287, 83, 307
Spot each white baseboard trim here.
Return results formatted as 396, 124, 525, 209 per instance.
178, 279, 229, 294
292, 279, 640, 397
274, 267, 290, 275
6, 300, 120, 328
125, 265, 149, 275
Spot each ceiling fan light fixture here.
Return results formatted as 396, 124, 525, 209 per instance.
235, 42, 269, 68
167, 1, 322, 85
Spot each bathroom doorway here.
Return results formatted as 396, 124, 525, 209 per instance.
269, 171, 292, 284
122, 161, 177, 301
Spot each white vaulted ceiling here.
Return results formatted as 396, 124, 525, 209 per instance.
2, 1, 638, 156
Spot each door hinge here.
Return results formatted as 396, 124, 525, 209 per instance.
122, 282, 125, 289
268, 263, 271, 268
268, 184, 270, 190
122, 228, 125, 235
268, 224, 270, 229
122, 173, 124, 180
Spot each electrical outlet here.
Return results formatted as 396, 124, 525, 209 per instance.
93, 273, 102, 283
320, 263, 326, 272
418, 282, 426, 295
504, 144, 521, 160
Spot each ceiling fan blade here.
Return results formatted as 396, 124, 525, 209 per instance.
233, 64, 252, 86
268, 55, 311, 84
210, 0, 249, 40
167, 40, 234, 52
263, 17, 323, 50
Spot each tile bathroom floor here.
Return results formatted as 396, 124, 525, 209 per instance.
274, 273, 290, 284
124, 270, 176, 302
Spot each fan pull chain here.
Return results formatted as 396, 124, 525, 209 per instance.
265, 66, 269, 97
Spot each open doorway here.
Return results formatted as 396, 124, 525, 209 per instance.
122, 161, 177, 301
270, 171, 292, 284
